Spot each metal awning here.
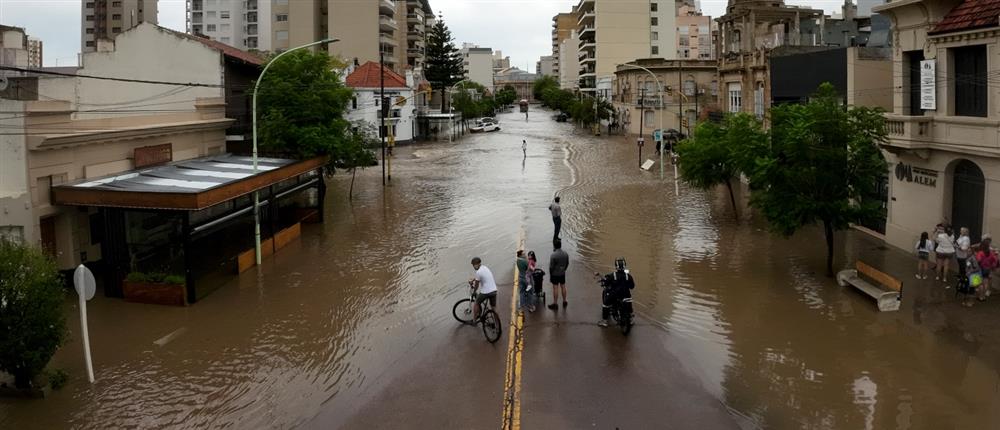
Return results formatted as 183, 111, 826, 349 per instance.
53, 154, 326, 210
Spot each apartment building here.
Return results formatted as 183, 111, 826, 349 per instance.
558, 30, 580, 90
537, 55, 556, 77
874, 0, 1000, 250
676, 4, 713, 60
81, 0, 157, 52
649, 0, 677, 59
0, 25, 32, 67
573, 0, 653, 93
460, 44, 494, 91
396, 0, 432, 71
493, 51, 511, 75
187, 0, 272, 51
551, 12, 576, 87
26, 38, 42, 67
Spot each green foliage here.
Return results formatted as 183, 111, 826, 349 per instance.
163, 275, 186, 286
0, 241, 67, 389
47, 368, 69, 390
126, 272, 185, 285
533, 75, 558, 101
256, 50, 361, 172
568, 97, 613, 126
495, 85, 518, 107
533, 76, 611, 125
341, 123, 379, 170
451, 81, 500, 119
425, 18, 465, 109
677, 113, 766, 213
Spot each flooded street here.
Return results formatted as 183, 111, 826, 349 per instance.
2, 109, 999, 429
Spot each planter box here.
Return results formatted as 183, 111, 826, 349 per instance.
123, 281, 187, 306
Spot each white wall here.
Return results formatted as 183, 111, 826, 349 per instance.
559, 31, 580, 89
346, 88, 417, 142
40, 23, 224, 121
0, 99, 33, 245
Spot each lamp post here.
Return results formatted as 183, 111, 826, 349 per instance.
251, 37, 339, 266
448, 78, 472, 141
621, 63, 664, 179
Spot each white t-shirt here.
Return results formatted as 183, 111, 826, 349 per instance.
935, 232, 956, 254
956, 235, 971, 259
474, 266, 498, 295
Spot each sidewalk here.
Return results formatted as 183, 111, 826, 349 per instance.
844, 228, 1000, 360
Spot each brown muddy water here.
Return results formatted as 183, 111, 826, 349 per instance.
1, 110, 997, 429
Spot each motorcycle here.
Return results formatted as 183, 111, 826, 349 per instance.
596, 273, 633, 335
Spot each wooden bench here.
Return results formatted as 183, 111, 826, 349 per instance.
836, 261, 903, 312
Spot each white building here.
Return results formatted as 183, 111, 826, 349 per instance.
188, 0, 272, 51
460, 44, 494, 92
650, 0, 678, 59
558, 30, 580, 89
345, 61, 417, 144
537, 55, 556, 77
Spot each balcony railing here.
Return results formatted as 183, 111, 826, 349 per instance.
883, 113, 1000, 153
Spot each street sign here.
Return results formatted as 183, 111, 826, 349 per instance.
74, 264, 96, 383
652, 129, 662, 142
637, 137, 645, 147
641, 159, 656, 171
74, 264, 96, 301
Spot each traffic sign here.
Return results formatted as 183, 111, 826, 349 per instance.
652, 129, 662, 142
637, 137, 645, 147
74, 264, 96, 383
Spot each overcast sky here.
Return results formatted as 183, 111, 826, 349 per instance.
2, 0, 848, 69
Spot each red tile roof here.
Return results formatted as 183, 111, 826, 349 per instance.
929, 0, 1000, 35
345, 61, 409, 89
157, 25, 265, 66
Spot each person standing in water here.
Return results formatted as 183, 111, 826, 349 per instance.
522, 140, 527, 158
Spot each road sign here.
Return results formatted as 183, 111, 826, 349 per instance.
74, 264, 96, 383
653, 129, 662, 142
637, 137, 645, 147
641, 159, 656, 171
74, 264, 96, 301
681, 118, 689, 128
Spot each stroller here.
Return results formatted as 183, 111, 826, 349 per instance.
531, 268, 547, 307
957, 257, 982, 302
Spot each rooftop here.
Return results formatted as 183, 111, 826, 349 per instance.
345, 61, 409, 89
929, 0, 1000, 35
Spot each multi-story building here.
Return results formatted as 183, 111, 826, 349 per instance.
26, 37, 42, 67
460, 44, 494, 91
0, 25, 32, 67
551, 12, 576, 86
187, 0, 272, 51
612, 58, 718, 137
874, 0, 1000, 250
716, 0, 823, 116
558, 30, 580, 90
676, 4, 713, 60
395, 0, 432, 71
492, 50, 511, 75
573, 0, 653, 93
537, 55, 556, 77
81, 0, 157, 52
649, 0, 677, 59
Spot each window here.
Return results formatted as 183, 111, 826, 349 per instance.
86, 40, 95, 47
86, 28, 95, 34
112, 1, 121, 6
112, 14, 121, 20
221, 10, 230, 19
112, 27, 121, 33
85, 2, 94, 7
754, 83, 765, 119
221, 23, 231, 31
905, 50, 924, 116
86, 15, 94, 21
651, 2, 658, 11
679, 26, 689, 35
207, 24, 216, 32
651, 46, 659, 55
276, 30, 288, 41
352, 97, 357, 109
953, 45, 987, 117
276, 14, 288, 22
651, 17, 658, 26
651, 31, 658, 41
728, 82, 742, 113
221, 37, 230, 43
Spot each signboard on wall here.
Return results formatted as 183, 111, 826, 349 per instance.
920, 60, 936, 110
134, 143, 172, 168
895, 162, 937, 187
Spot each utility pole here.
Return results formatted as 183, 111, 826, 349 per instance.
678, 61, 683, 136
638, 88, 644, 168
380, 47, 386, 186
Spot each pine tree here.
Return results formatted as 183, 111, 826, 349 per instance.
424, 17, 465, 112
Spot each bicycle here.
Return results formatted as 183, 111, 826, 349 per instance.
452, 281, 503, 343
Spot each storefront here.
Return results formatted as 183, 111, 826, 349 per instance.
52, 154, 326, 304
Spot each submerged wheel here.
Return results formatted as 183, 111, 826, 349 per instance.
620, 315, 632, 336
452, 298, 474, 324
481, 309, 502, 343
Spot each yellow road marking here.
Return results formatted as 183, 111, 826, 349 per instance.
501, 229, 526, 430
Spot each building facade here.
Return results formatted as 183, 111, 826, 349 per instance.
551, 12, 576, 84
345, 61, 418, 144
26, 37, 42, 67
0, 25, 33, 67
187, 0, 272, 51
611, 58, 718, 137
460, 44, 494, 91
875, 0, 1000, 250
558, 30, 580, 90
573, 0, 653, 93
650, 0, 678, 59
537, 55, 556, 77
81, 0, 157, 52
676, 4, 714, 60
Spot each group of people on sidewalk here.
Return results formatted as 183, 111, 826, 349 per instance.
915, 223, 999, 307
516, 239, 569, 313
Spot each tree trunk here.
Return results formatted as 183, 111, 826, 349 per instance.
349, 168, 357, 200
824, 219, 835, 277
725, 178, 738, 220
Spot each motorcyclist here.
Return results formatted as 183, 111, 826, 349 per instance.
599, 257, 635, 328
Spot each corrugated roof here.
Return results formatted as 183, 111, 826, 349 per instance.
929, 0, 1000, 35
156, 25, 265, 66
345, 61, 409, 89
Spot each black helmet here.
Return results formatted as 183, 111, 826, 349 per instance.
615, 258, 627, 271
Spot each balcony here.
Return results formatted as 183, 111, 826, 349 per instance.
191, 0, 202, 11
407, 13, 422, 24
380, 34, 398, 47
245, 0, 256, 11
380, 16, 397, 31
245, 24, 257, 35
407, 29, 424, 40
883, 114, 1000, 155
577, 11, 595, 26
245, 12, 257, 23
580, 55, 595, 63
379, 0, 395, 15
579, 25, 594, 37
579, 40, 595, 51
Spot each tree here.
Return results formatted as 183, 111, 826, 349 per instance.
532, 75, 558, 101
745, 83, 887, 276
342, 122, 379, 199
496, 85, 518, 107
540, 87, 575, 112
0, 240, 67, 389
676, 113, 766, 217
256, 50, 362, 172
451, 81, 487, 121
424, 17, 464, 112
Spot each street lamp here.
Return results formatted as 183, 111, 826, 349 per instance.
251, 37, 339, 266
621, 63, 664, 179
447, 78, 472, 141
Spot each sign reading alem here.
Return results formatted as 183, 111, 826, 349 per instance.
896, 162, 937, 187
920, 60, 936, 110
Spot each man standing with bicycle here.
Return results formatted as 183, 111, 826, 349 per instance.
470, 257, 498, 322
